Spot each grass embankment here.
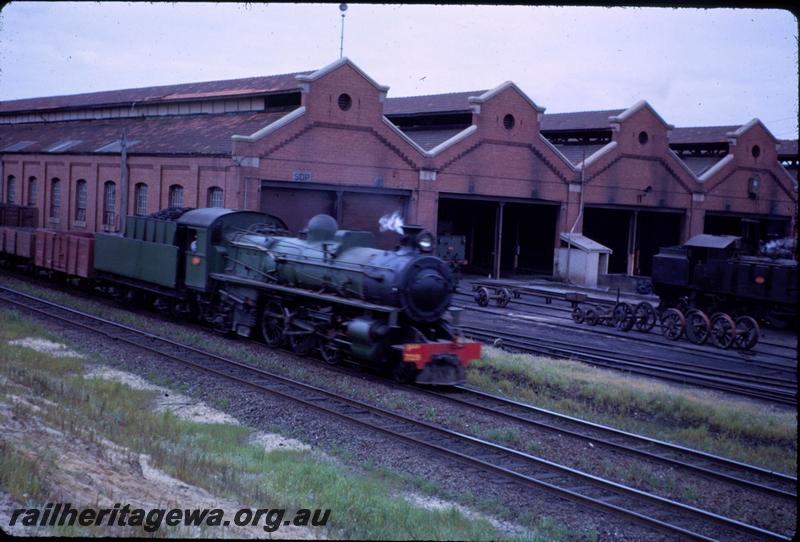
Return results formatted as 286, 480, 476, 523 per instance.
470, 346, 797, 474
2, 275, 795, 474
0, 307, 589, 540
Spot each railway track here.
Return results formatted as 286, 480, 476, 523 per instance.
453, 290, 797, 365
459, 325, 796, 406
0, 285, 792, 541
421, 385, 797, 500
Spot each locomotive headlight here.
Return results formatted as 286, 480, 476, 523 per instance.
417, 232, 434, 252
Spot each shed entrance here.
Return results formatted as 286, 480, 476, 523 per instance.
437, 196, 559, 278
583, 207, 683, 276
704, 212, 790, 249
260, 181, 410, 249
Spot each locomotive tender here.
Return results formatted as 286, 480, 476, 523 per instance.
1, 207, 480, 385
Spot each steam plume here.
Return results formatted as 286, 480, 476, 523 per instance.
379, 211, 405, 234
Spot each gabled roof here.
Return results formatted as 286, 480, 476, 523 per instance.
384, 90, 484, 116
540, 109, 625, 131
296, 57, 389, 92
727, 118, 778, 143
0, 72, 309, 115
468, 81, 545, 113
609, 100, 674, 130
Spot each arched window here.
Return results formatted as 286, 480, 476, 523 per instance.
50, 178, 61, 219
134, 183, 148, 216
207, 186, 223, 208
75, 180, 87, 222
6, 176, 16, 204
103, 181, 116, 226
27, 177, 37, 207
168, 184, 184, 208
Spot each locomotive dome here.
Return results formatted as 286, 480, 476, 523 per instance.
306, 214, 339, 242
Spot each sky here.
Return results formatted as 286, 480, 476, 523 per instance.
0, 2, 797, 139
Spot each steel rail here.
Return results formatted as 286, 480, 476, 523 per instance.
453, 291, 799, 368
416, 385, 796, 500
462, 311, 798, 386
460, 326, 797, 406
0, 286, 790, 541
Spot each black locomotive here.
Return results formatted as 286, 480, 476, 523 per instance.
651, 233, 797, 329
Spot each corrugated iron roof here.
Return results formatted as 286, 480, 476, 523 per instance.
551, 143, 610, 165
0, 110, 295, 155
0, 72, 310, 114
679, 156, 726, 176
384, 91, 485, 116
669, 126, 739, 144
399, 127, 468, 151
540, 109, 625, 131
778, 139, 798, 156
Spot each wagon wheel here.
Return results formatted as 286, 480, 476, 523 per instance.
584, 307, 599, 326
260, 301, 286, 347
612, 302, 635, 331
496, 287, 512, 308
734, 316, 760, 350
709, 313, 736, 349
660, 308, 685, 341
571, 306, 585, 324
684, 309, 711, 345
633, 302, 657, 332
474, 287, 490, 307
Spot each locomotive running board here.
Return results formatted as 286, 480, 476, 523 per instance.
209, 273, 400, 325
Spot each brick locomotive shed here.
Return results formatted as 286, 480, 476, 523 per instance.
1, 58, 797, 279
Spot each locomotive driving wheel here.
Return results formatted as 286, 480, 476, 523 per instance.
289, 332, 316, 355
633, 302, 657, 332
319, 336, 342, 365
260, 301, 286, 347
571, 306, 585, 324
660, 308, 685, 341
612, 302, 635, 331
709, 313, 736, 349
733, 316, 760, 350
684, 309, 711, 345
474, 287, 490, 307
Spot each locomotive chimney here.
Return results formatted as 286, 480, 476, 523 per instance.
401, 225, 424, 248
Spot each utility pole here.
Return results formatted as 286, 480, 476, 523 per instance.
339, 3, 348, 58
119, 127, 129, 234
564, 148, 586, 284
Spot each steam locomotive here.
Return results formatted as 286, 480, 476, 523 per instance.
651, 233, 797, 328
0, 206, 480, 385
